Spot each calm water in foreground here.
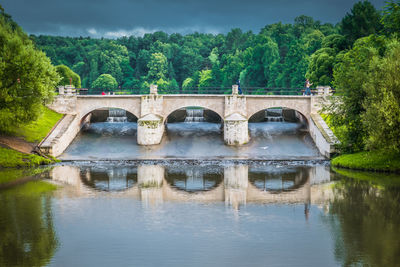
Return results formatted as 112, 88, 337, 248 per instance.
1, 162, 400, 267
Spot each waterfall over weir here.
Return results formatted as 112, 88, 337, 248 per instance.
107, 108, 127, 123
185, 109, 204, 123
265, 108, 284, 122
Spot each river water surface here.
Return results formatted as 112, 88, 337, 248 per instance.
1, 121, 400, 266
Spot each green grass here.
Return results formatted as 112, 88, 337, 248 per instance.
332, 150, 400, 172
10, 106, 63, 143
0, 147, 53, 168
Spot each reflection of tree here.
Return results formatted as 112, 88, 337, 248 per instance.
325, 178, 400, 266
0, 194, 58, 266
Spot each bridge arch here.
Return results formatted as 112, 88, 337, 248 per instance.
248, 105, 309, 126
246, 97, 311, 121
164, 106, 223, 123
76, 96, 141, 121
162, 97, 225, 121
79, 107, 139, 125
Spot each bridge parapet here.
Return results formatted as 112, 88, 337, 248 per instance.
141, 94, 163, 117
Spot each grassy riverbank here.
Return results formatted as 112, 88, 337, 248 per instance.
8, 106, 63, 143
332, 150, 400, 172
0, 147, 53, 168
0, 106, 62, 168
321, 114, 400, 173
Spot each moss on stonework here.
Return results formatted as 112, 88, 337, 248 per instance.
139, 120, 161, 129
140, 181, 162, 188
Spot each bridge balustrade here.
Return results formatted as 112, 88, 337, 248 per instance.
72, 87, 334, 96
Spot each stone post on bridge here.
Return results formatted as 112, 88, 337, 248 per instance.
137, 84, 165, 145
223, 85, 249, 145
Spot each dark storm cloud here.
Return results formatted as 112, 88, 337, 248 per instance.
1, 0, 387, 37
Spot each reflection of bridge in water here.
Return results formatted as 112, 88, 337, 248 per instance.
50, 164, 333, 209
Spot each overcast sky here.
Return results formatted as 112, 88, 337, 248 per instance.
1, 0, 387, 38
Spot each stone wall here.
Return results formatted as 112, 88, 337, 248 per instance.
309, 113, 339, 158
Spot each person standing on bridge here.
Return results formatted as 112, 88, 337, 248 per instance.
237, 79, 243, 95
304, 79, 312, 96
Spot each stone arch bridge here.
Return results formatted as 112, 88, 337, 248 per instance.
41, 85, 337, 158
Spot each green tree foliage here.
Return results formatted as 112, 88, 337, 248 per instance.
331, 35, 384, 152
0, 7, 59, 132
381, 1, 400, 35
55, 64, 81, 88
362, 40, 400, 151
340, 1, 382, 46
91, 74, 118, 89
147, 52, 168, 82
198, 69, 212, 93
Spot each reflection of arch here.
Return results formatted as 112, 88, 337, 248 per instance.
80, 167, 137, 192
249, 167, 309, 193
165, 170, 223, 192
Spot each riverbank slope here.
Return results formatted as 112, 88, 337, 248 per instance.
332, 150, 400, 172
0, 106, 62, 168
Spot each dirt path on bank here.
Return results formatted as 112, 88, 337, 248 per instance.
0, 136, 35, 154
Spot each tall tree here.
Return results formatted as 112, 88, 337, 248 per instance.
147, 52, 168, 82
0, 6, 59, 131
56, 65, 81, 88
91, 74, 118, 90
340, 1, 382, 46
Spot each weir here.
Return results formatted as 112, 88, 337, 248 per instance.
41, 84, 338, 159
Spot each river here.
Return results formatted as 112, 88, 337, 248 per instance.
1, 120, 399, 266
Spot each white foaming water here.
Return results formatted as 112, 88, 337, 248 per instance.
61, 121, 321, 160
185, 109, 204, 122
107, 108, 128, 123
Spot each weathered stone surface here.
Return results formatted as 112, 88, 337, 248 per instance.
225, 95, 247, 118
224, 113, 249, 145
309, 113, 339, 158
39, 114, 81, 157
137, 114, 164, 145
141, 94, 163, 117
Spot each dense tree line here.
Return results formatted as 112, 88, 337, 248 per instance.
31, 15, 339, 93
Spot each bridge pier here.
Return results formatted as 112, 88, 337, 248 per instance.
137, 114, 164, 145
137, 85, 165, 145
224, 86, 249, 145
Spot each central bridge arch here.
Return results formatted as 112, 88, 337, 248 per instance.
162, 95, 225, 120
